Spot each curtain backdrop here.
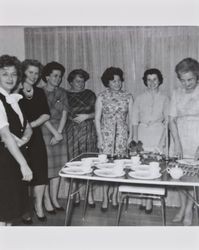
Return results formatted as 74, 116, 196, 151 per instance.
24, 26, 199, 207
24, 26, 199, 96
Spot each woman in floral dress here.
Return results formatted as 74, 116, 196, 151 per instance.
95, 67, 133, 211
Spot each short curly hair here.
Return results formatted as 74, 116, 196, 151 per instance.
175, 57, 199, 80
0, 54, 22, 85
142, 68, 163, 86
67, 69, 89, 83
21, 59, 43, 85
42, 61, 65, 83
101, 67, 124, 87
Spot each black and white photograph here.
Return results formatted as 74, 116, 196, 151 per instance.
1, 0, 199, 250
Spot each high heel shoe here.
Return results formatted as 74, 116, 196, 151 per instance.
88, 202, 96, 208
101, 200, 109, 212
45, 209, 56, 215
145, 204, 153, 214
22, 217, 33, 225
54, 206, 65, 211
34, 206, 47, 222
139, 204, 146, 211
109, 193, 118, 209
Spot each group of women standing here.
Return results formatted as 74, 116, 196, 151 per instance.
0, 53, 199, 227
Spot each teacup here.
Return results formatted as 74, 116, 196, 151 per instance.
149, 162, 160, 175
131, 156, 140, 165
98, 154, 107, 163
81, 158, 93, 164
167, 166, 186, 180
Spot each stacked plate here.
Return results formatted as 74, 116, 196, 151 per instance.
128, 164, 162, 180
62, 161, 92, 175
94, 169, 125, 178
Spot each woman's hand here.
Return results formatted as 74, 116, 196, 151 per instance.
174, 141, 183, 159
73, 114, 89, 123
50, 136, 60, 146
127, 136, 133, 149
54, 132, 63, 142
194, 146, 199, 160
20, 163, 33, 182
97, 135, 104, 151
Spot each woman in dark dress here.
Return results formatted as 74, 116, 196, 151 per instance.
65, 69, 97, 206
19, 59, 52, 221
0, 55, 32, 226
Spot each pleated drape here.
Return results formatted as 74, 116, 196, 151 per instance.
24, 26, 199, 206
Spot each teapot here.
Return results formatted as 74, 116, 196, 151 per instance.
167, 165, 186, 179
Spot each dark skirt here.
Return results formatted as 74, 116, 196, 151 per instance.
27, 128, 48, 185
0, 145, 29, 222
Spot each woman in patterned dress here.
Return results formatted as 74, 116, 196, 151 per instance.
65, 69, 97, 206
132, 68, 169, 213
95, 67, 133, 211
41, 61, 68, 212
0, 55, 32, 226
20, 59, 51, 222
169, 58, 199, 226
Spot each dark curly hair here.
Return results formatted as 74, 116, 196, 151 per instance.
0, 54, 22, 85
67, 69, 89, 83
175, 57, 199, 80
42, 61, 65, 83
101, 67, 124, 87
21, 59, 43, 85
142, 68, 163, 87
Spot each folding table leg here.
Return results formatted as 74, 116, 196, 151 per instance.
82, 180, 90, 220
193, 186, 199, 225
64, 178, 74, 226
116, 195, 126, 226
161, 197, 166, 226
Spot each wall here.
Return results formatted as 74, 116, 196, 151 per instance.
0, 26, 25, 60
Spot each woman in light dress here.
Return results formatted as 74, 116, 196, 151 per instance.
169, 58, 199, 226
132, 68, 169, 213
95, 67, 133, 211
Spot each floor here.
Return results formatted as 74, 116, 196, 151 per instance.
14, 199, 199, 226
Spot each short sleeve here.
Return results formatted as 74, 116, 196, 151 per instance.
132, 97, 140, 125
0, 100, 9, 129
169, 91, 178, 117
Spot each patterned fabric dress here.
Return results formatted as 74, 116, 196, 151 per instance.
99, 89, 132, 155
42, 87, 68, 178
65, 89, 97, 160
169, 85, 199, 158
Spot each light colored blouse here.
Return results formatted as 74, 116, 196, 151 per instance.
169, 84, 199, 118
0, 87, 23, 129
132, 90, 169, 126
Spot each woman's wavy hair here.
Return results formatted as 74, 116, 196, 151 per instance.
175, 57, 199, 80
21, 59, 43, 85
101, 67, 124, 87
0, 54, 22, 87
67, 69, 89, 83
142, 68, 163, 86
